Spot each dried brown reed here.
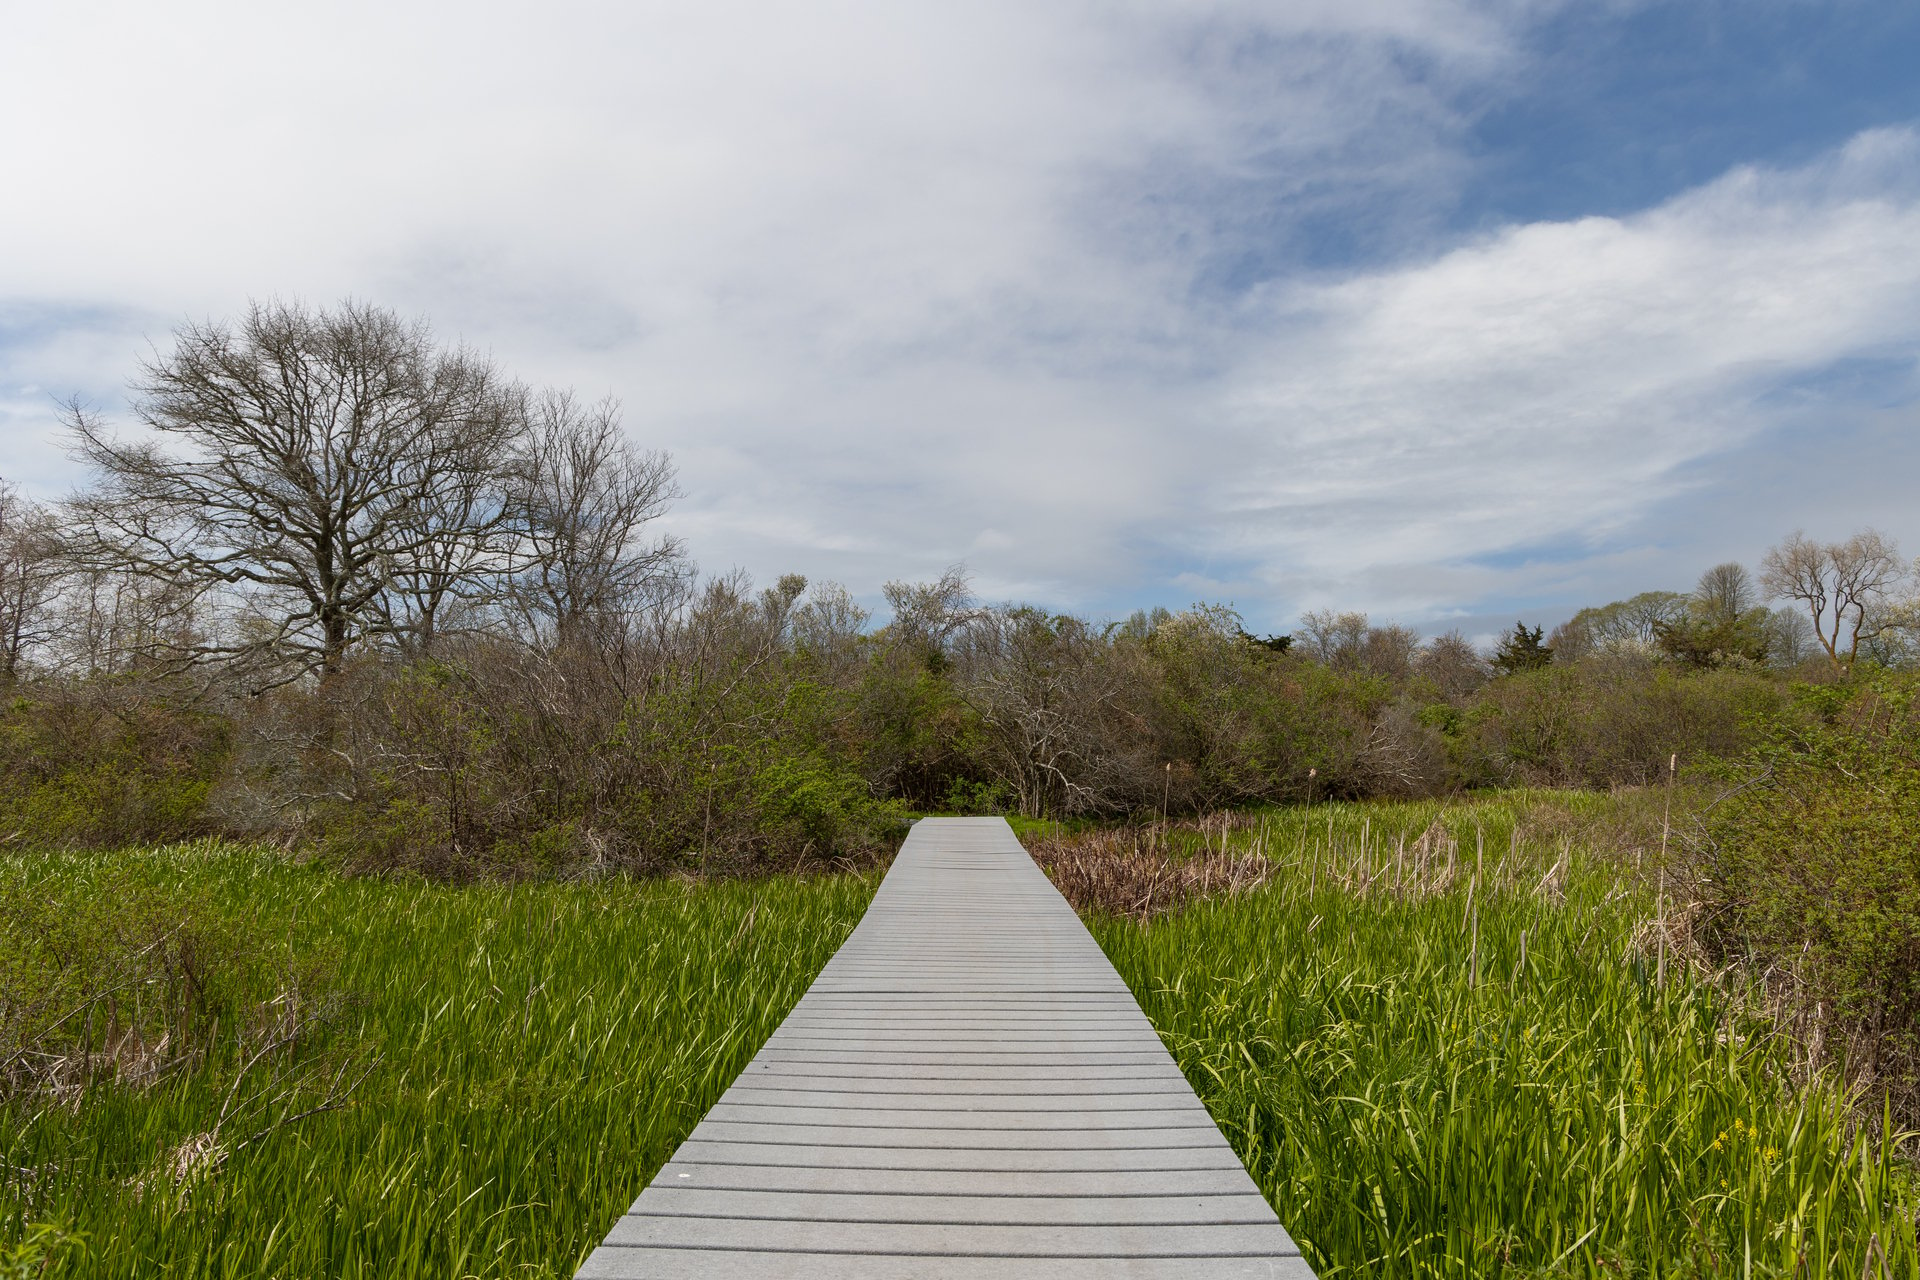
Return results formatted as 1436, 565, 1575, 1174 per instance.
1027, 808, 1563, 920
1028, 823, 1272, 920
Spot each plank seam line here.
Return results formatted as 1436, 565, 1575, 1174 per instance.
723, 1088, 1194, 1097
714, 1102, 1205, 1113
638, 1189, 1272, 1201
751, 1050, 1172, 1057
596, 1244, 1302, 1259
658, 1165, 1244, 1176
695, 1120, 1217, 1132
677, 1139, 1229, 1151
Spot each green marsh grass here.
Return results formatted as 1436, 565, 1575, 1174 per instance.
0, 843, 875, 1278
11, 800, 1918, 1278
1071, 797, 1920, 1278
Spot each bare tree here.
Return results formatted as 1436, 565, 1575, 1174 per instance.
0, 479, 67, 681
1618, 592, 1690, 643
65, 301, 511, 680
372, 388, 523, 653
1693, 562, 1757, 626
791, 580, 870, 683
1763, 606, 1819, 669
1551, 591, 1688, 661
55, 563, 206, 678
1298, 610, 1418, 678
956, 606, 1140, 817
507, 390, 684, 653
1857, 567, 1920, 670
1760, 530, 1906, 673
1359, 623, 1420, 680
880, 566, 978, 660
1416, 630, 1488, 701
1298, 609, 1369, 666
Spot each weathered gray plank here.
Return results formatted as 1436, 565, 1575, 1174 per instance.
664, 1140, 1251, 1173
745, 1051, 1182, 1067
631, 1187, 1279, 1225
643, 1162, 1265, 1197
572, 816, 1313, 1278
684, 1120, 1226, 1149
577, 1251, 1319, 1279
718, 1087, 1201, 1108
602, 1218, 1298, 1255
729, 1064, 1193, 1085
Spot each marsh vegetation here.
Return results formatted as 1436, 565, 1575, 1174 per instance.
1035, 796, 1920, 1277
4, 300, 1919, 1274
0, 844, 872, 1277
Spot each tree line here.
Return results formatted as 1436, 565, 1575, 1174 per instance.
2, 300, 1916, 871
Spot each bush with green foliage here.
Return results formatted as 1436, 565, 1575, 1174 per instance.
291, 641, 907, 876
0, 687, 228, 849
0, 581, 1852, 860
1700, 672, 1920, 1087
1455, 657, 1795, 788
1654, 605, 1772, 668
1134, 607, 1376, 806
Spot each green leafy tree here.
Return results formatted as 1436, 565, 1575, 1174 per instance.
1653, 562, 1771, 668
1653, 610, 1769, 668
1550, 591, 1688, 660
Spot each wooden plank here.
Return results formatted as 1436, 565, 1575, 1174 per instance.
572, 816, 1313, 1278
684, 1121, 1227, 1149
602, 1218, 1298, 1254
717, 1088, 1203, 1108
629, 1187, 1280, 1225
664, 1141, 1252, 1174
578, 1250, 1318, 1279
642, 1162, 1265, 1197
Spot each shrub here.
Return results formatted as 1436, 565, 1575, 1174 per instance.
938, 776, 1012, 814
0, 845, 323, 1100
1699, 673, 1920, 1093
0, 686, 229, 849
1458, 657, 1793, 788
1132, 610, 1383, 808
258, 631, 906, 876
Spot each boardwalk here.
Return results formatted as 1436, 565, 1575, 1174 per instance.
576, 817, 1314, 1278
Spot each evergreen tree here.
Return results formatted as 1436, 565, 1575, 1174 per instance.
1492, 621, 1553, 675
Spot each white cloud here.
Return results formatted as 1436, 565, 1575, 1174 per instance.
2, 2, 1916, 630
1208, 127, 1920, 617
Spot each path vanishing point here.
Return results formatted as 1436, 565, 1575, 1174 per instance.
576, 816, 1315, 1278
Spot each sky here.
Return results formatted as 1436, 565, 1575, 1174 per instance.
3, 0, 1918, 641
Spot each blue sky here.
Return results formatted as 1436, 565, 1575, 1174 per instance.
3, 0, 1918, 642
1466, 4, 1920, 222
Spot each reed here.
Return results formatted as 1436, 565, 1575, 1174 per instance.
1064, 799, 1920, 1278
0, 844, 874, 1278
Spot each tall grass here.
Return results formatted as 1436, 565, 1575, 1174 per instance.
13, 800, 1918, 1277
1072, 798, 1920, 1279
0, 844, 874, 1278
